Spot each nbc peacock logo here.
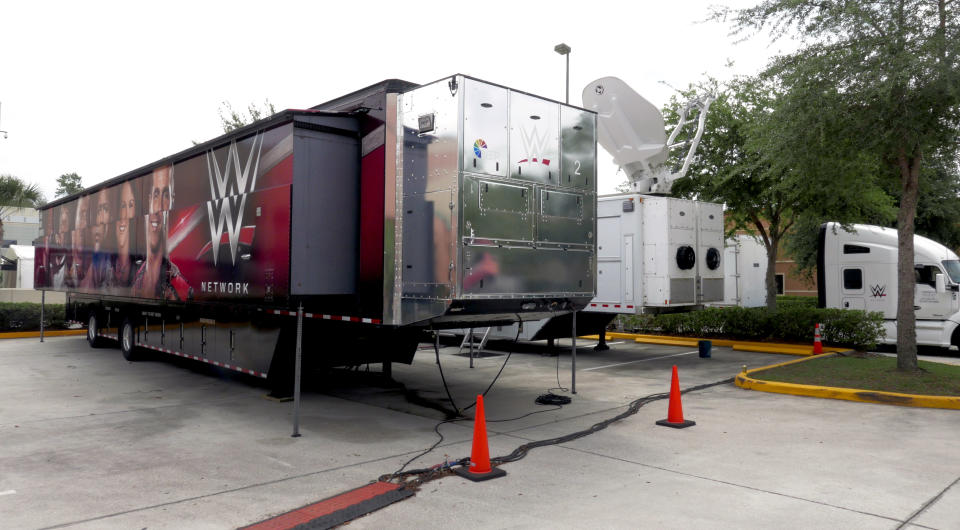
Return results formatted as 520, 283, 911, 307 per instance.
473, 139, 487, 158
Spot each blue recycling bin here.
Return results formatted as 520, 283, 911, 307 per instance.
698, 340, 712, 358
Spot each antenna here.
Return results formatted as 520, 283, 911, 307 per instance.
582, 77, 712, 195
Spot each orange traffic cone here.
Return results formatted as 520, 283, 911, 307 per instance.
454, 395, 507, 481
656, 365, 695, 429
813, 323, 824, 354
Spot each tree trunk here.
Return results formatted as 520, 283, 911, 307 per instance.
765, 238, 779, 311
896, 151, 921, 371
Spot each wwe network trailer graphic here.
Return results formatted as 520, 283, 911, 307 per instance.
37, 125, 293, 303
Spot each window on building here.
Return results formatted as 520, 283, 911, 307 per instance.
775, 273, 785, 295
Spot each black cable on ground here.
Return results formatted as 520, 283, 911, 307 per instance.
381, 376, 735, 487
386, 324, 523, 480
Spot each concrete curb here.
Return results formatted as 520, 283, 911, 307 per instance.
581, 333, 844, 356
735, 354, 960, 410
0, 329, 86, 339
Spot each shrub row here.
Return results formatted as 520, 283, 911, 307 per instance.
619, 306, 885, 351
0, 303, 69, 331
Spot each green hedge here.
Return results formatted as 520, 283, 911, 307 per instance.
775, 295, 818, 308
0, 303, 69, 331
619, 306, 885, 351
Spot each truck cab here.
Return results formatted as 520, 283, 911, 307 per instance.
818, 222, 960, 348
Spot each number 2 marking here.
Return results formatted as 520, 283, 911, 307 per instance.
574, 160, 582, 175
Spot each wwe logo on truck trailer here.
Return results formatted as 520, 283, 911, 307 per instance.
206, 134, 263, 266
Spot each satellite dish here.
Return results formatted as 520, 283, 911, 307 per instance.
582, 77, 669, 187
582, 77, 713, 195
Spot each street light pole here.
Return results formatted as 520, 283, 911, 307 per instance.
554, 43, 571, 105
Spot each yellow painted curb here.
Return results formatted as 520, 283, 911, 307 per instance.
633, 337, 699, 347
580, 332, 842, 355
0, 329, 87, 339
735, 354, 960, 410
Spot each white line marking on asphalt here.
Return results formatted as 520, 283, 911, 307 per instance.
581, 350, 699, 372
0, 490, 16, 496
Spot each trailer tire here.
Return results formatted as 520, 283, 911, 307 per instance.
120, 319, 140, 362
87, 313, 105, 348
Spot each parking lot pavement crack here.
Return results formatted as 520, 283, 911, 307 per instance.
895, 475, 960, 530
498, 432, 933, 528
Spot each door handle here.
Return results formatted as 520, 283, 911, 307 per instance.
914, 306, 922, 310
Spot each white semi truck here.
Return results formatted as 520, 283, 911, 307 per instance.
819, 222, 960, 348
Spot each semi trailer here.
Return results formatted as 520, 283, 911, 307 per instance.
34, 74, 598, 389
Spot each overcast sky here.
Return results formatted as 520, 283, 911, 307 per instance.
0, 0, 786, 200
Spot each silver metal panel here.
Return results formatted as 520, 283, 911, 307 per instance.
560, 106, 596, 189
510, 93, 560, 185
463, 81, 508, 177
538, 188, 594, 246
384, 94, 401, 325
461, 176, 533, 243
401, 189, 456, 297
461, 246, 592, 297
670, 277, 696, 303
400, 80, 460, 195
701, 277, 724, 302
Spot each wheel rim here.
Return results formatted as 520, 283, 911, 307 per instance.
122, 324, 132, 353
88, 315, 96, 341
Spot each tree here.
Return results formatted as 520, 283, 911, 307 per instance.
720, 0, 960, 370
0, 174, 45, 242
667, 76, 893, 311
54, 172, 83, 198
218, 100, 277, 133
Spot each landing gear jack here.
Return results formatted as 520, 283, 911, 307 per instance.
594, 330, 610, 352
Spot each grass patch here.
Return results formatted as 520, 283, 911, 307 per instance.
753, 354, 960, 396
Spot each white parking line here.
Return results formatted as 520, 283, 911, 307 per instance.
581, 350, 699, 372
0, 490, 16, 496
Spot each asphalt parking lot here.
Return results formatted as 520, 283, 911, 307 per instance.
1, 335, 959, 529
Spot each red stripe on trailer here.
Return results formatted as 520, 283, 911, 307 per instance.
136, 343, 268, 379
590, 303, 597, 307
615, 305, 621, 308
268, 309, 379, 324
602, 304, 609, 307
627, 305, 634, 309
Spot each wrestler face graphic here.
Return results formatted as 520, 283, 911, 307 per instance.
116, 181, 135, 254
93, 188, 111, 252
147, 166, 172, 257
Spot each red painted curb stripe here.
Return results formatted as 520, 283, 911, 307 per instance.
244, 482, 402, 530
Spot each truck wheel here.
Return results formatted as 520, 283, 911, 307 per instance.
120, 319, 140, 361
87, 313, 105, 348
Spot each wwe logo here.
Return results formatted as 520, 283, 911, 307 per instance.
206, 134, 263, 266
870, 284, 887, 298
517, 126, 551, 166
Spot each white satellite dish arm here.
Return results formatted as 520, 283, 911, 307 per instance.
664, 95, 713, 183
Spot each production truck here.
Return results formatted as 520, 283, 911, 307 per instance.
455, 76, 723, 347
34, 74, 598, 389
819, 222, 960, 348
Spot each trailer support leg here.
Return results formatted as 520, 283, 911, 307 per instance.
468, 327, 475, 369
40, 290, 45, 343
571, 311, 577, 394
594, 329, 609, 352
382, 361, 392, 379
292, 303, 304, 438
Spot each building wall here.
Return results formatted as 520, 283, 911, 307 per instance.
1, 207, 40, 245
